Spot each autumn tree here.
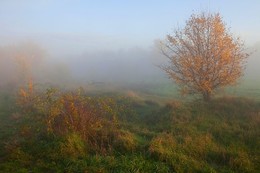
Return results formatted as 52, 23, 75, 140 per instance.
160, 12, 249, 101
13, 42, 45, 84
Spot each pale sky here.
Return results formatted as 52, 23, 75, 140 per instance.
0, 0, 259, 53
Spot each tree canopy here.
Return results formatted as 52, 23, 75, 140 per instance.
160, 12, 249, 101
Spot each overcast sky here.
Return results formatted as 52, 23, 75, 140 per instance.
0, 0, 259, 54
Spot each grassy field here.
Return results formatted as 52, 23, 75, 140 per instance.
0, 85, 259, 173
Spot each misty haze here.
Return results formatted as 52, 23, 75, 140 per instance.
0, 1, 259, 173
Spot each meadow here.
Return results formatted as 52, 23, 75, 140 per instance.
0, 82, 259, 173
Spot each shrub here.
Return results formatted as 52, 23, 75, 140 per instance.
149, 132, 176, 160
149, 132, 216, 173
113, 130, 137, 152
59, 133, 86, 160
17, 83, 136, 154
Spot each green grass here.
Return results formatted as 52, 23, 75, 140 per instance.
0, 88, 259, 173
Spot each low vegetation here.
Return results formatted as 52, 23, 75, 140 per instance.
0, 83, 259, 172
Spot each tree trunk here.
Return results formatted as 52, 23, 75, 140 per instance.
203, 92, 211, 102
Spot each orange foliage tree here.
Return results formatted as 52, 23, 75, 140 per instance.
160, 12, 249, 101
13, 42, 45, 84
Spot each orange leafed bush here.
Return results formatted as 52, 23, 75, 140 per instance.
17, 82, 129, 153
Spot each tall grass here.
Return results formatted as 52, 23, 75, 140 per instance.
0, 86, 259, 173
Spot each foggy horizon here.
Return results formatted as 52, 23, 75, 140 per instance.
0, 0, 260, 92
